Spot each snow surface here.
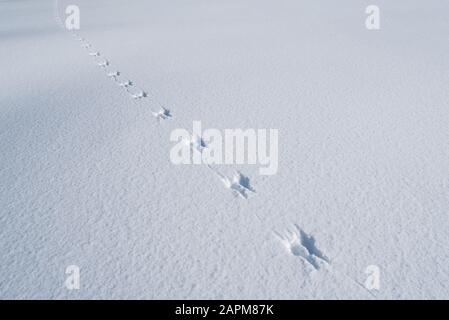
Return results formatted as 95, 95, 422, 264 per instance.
1, 0, 449, 299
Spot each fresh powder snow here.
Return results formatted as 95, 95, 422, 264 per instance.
1, 0, 449, 299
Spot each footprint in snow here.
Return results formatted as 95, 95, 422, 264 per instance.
97, 60, 109, 68
185, 134, 207, 152
152, 107, 172, 121
118, 80, 133, 88
129, 90, 147, 99
275, 225, 329, 270
107, 71, 120, 79
215, 170, 255, 199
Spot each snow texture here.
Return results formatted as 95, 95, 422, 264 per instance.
1, 0, 449, 299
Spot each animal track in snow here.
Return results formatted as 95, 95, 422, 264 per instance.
107, 71, 120, 79
129, 90, 147, 99
233, 171, 256, 193
118, 80, 133, 88
185, 134, 207, 153
276, 225, 329, 270
59, 26, 173, 122
213, 170, 255, 199
55, 5, 254, 203
57, 25, 257, 199
152, 107, 172, 121
97, 60, 109, 68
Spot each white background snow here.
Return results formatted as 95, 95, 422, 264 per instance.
1, 0, 449, 299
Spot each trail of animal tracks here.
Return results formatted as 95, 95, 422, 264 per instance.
1, 0, 449, 299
